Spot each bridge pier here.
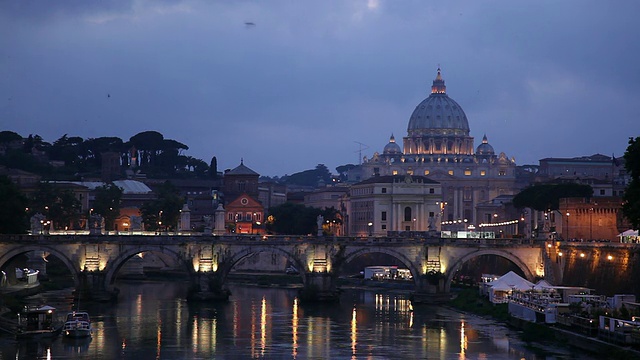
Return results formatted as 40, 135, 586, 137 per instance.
410, 272, 452, 305
187, 272, 231, 302
77, 271, 119, 302
299, 272, 339, 303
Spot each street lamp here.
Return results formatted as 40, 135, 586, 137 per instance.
368, 222, 373, 236
565, 212, 570, 241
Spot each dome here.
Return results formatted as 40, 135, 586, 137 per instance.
476, 134, 495, 155
383, 134, 402, 154
407, 68, 470, 136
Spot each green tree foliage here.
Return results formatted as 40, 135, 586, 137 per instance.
0, 132, 210, 180
623, 136, 640, 230
0, 131, 22, 143
93, 184, 123, 230
512, 183, 593, 211
140, 181, 183, 231
283, 164, 332, 187
265, 203, 342, 235
336, 164, 356, 181
28, 182, 82, 230
0, 175, 28, 234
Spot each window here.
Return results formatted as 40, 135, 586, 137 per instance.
600, 189, 605, 195
429, 211, 435, 217
429, 188, 435, 194
381, 211, 387, 221
448, 170, 454, 176
392, 170, 398, 175
228, 213, 234, 221
499, 170, 506, 176
373, 167, 380, 175
245, 213, 252, 221
407, 169, 414, 175
424, 170, 430, 175
382, 188, 387, 193
480, 170, 486, 176
404, 207, 412, 221
256, 213, 261, 221
381, 224, 387, 230
464, 169, 471, 176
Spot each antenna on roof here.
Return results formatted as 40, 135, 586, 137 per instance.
354, 141, 369, 165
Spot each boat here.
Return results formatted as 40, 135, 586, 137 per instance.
16, 305, 62, 339
62, 311, 92, 338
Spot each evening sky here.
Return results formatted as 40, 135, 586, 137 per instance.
1, 1, 639, 176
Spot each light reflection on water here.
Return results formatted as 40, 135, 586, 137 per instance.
0, 281, 595, 359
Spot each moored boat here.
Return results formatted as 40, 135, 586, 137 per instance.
62, 311, 92, 338
16, 305, 62, 339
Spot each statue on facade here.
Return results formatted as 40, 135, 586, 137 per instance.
316, 215, 324, 237
130, 216, 142, 231
30, 213, 46, 234
203, 215, 213, 234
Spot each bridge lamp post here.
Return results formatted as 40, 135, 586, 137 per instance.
565, 212, 570, 241
368, 222, 373, 236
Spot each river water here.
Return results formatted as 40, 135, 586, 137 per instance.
0, 281, 595, 359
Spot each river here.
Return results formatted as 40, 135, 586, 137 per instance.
0, 281, 596, 359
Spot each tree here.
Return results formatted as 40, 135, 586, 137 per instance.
0, 176, 28, 234
141, 181, 183, 231
210, 156, 218, 179
93, 184, 123, 230
336, 164, 356, 181
266, 203, 323, 235
283, 164, 333, 187
623, 136, 640, 229
28, 182, 81, 230
512, 183, 593, 211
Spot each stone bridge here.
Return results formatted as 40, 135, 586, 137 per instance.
0, 234, 549, 303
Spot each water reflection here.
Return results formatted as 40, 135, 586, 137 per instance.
0, 282, 597, 359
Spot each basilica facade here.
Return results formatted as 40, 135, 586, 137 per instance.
349, 69, 519, 228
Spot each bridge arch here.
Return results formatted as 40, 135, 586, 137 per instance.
0, 245, 80, 287
444, 249, 536, 292
341, 247, 423, 288
103, 246, 195, 292
221, 245, 306, 285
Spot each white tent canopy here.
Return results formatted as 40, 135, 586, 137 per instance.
488, 271, 534, 291
486, 271, 535, 303
619, 229, 639, 237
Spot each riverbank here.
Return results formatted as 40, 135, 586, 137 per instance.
449, 287, 640, 360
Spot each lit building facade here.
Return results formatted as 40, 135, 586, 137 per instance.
349, 174, 441, 236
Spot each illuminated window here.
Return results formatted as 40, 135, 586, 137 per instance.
448, 170, 454, 176
407, 170, 414, 175
392, 170, 398, 175
480, 170, 486, 176
424, 170, 430, 175
499, 170, 506, 176
464, 169, 472, 176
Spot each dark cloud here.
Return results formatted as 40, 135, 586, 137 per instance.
1, 1, 639, 176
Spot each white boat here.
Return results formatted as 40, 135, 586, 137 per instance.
62, 311, 92, 338
16, 305, 62, 339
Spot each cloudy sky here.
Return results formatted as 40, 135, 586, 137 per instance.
1, 1, 639, 176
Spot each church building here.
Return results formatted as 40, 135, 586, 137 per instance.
349, 69, 519, 227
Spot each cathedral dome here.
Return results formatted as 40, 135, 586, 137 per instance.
476, 134, 495, 155
407, 68, 470, 136
383, 134, 402, 154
